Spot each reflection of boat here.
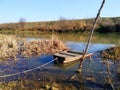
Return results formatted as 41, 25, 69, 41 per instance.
53, 50, 93, 64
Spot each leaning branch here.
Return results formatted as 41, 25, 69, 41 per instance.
77, 0, 106, 72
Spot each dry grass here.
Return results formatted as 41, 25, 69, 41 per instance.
20, 35, 68, 57
0, 34, 68, 61
0, 34, 21, 61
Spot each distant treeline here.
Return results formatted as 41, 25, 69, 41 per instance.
0, 17, 120, 33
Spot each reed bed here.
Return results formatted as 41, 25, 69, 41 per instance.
0, 34, 68, 61
20, 36, 68, 57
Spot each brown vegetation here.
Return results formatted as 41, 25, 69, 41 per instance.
101, 45, 120, 60
0, 34, 68, 61
20, 36, 68, 57
0, 34, 20, 61
0, 79, 77, 90
0, 17, 120, 33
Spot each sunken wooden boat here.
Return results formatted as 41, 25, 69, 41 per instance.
53, 50, 93, 64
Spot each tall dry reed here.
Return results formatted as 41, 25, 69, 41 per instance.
0, 34, 21, 61
20, 35, 68, 57
0, 34, 68, 61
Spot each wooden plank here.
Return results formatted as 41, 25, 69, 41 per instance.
53, 53, 72, 63
68, 50, 83, 54
53, 53, 82, 64
59, 52, 82, 57
53, 53, 74, 58
63, 56, 82, 63
53, 51, 93, 64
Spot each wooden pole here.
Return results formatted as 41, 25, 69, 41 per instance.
77, 0, 106, 72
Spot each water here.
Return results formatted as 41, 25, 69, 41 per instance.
67, 41, 114, 53
0, 32, 120, 89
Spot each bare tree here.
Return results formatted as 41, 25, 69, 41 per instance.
19, 18, 26, 30
58, 16, 69, 31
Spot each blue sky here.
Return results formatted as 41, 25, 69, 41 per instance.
0, 0, 120, 23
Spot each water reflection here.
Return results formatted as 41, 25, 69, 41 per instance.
67, 41, 114, 53
2, 32, 120, 44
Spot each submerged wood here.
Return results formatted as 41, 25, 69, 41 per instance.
53, 51, 93, 64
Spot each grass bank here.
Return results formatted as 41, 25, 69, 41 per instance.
0, 17, 120, 33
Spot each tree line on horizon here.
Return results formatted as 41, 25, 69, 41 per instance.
0, 17, 120, 33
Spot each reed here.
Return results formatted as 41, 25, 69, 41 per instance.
20, 35, 68, 57
0, 34, 68, 61
0, 34, 21, 61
